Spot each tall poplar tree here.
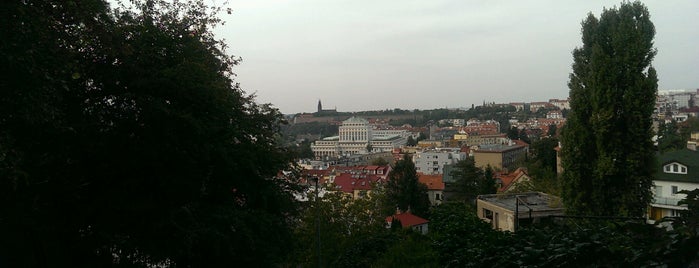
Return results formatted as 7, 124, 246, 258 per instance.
562, 1, 657, 217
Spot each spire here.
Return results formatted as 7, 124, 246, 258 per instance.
317, 99, 322, 113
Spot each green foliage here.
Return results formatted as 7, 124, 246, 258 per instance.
429, 202, 508, 267
657, 120, 685, 153
293, 190, 387, 267
449, 157, 496, 202
406, 135, 417, 146
562, 1, 657, 217
373, 231, 439, 268
1, 0, 298, 266
382, 154, 431, 218
371, 157, 389, 166
679, 116, 699, 142
281, 121, 339, 140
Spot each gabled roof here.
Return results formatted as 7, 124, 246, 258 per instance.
418, 174, 445, 190
495, 168, 530, 192
656, 149, 699, 183
385, 211, 429, 228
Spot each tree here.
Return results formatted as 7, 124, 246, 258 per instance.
406, 135, 417, 146
678, 116, 699, 144
383, 154, 431, 218
449, 157, 495, 202
371, 157, 389, 166
1, 1, 298, 266
657, 120, 685, 153
562, 1, 657, 217
293, 189, 387, 267
507, 126, 519, 140
518, 128, 532, 144
547, 124, 558, 137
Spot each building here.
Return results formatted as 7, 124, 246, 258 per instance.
311, 117, 407, 159
549, 98, 570, 110
530, 102, 552, 113
414, 149, 465, 175
473, 144, 528, 171
648, 148, 699, 223
316, 99, 337, 113
510, 102, 526, 111
418, 174, 445, 205
477, 192, 564, 232
386, 210, 429, 234
494, 168, 531, 193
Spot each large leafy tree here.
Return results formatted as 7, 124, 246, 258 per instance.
1, 0, 298, 266
561, 1, 657, 217
383, 154, 431, 217
449, 157, 496, 202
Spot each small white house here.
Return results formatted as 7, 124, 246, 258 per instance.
648, 148, 699, 222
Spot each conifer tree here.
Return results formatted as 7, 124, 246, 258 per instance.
562, 1, 657, 217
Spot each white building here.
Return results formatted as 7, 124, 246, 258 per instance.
414, 149, 466, 175
311, 117, 407, 159
648, 148, 699, 223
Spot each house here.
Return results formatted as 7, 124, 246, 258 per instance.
418, 174, 445, 205
648, 148, 699, 223
477, 192, 564, 232
385, 210, 429, 234
494, 168, 531, 193
332, 173, 383, 199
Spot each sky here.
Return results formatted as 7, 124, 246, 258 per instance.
213, 0, 699, 114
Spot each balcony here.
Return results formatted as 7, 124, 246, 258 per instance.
652, 196, 684, 207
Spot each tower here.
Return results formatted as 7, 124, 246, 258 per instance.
317, 99, 322, 113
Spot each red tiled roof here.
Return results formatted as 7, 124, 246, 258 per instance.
385, 211, 429, 228
418, 174, 445, 190
333, 173, 383, 193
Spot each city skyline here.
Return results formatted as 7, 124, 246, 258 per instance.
216, 0, 699, 114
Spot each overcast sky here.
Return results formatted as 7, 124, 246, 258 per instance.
214, 0, 699, 114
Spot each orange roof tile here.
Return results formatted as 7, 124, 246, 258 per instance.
418, 174, 445, 190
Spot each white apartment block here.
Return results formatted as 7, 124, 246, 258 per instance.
414, 149, 466, 175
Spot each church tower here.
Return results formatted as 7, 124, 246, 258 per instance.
317, 99, 322, 113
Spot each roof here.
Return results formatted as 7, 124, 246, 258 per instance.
512, 139, 529, 147
333, 173, 383, 193
477, 192, 564, 213
474, 144, 526, 153
385, 211, 429, 227
495, 168, 530, 192
655, 149, 699, 183
418, 174, 445, 190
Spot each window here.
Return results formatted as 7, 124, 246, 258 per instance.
483, 209, 493, 220
436, 193, 441, 201
672, 186, 678, 195
663, 162, 688, 174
